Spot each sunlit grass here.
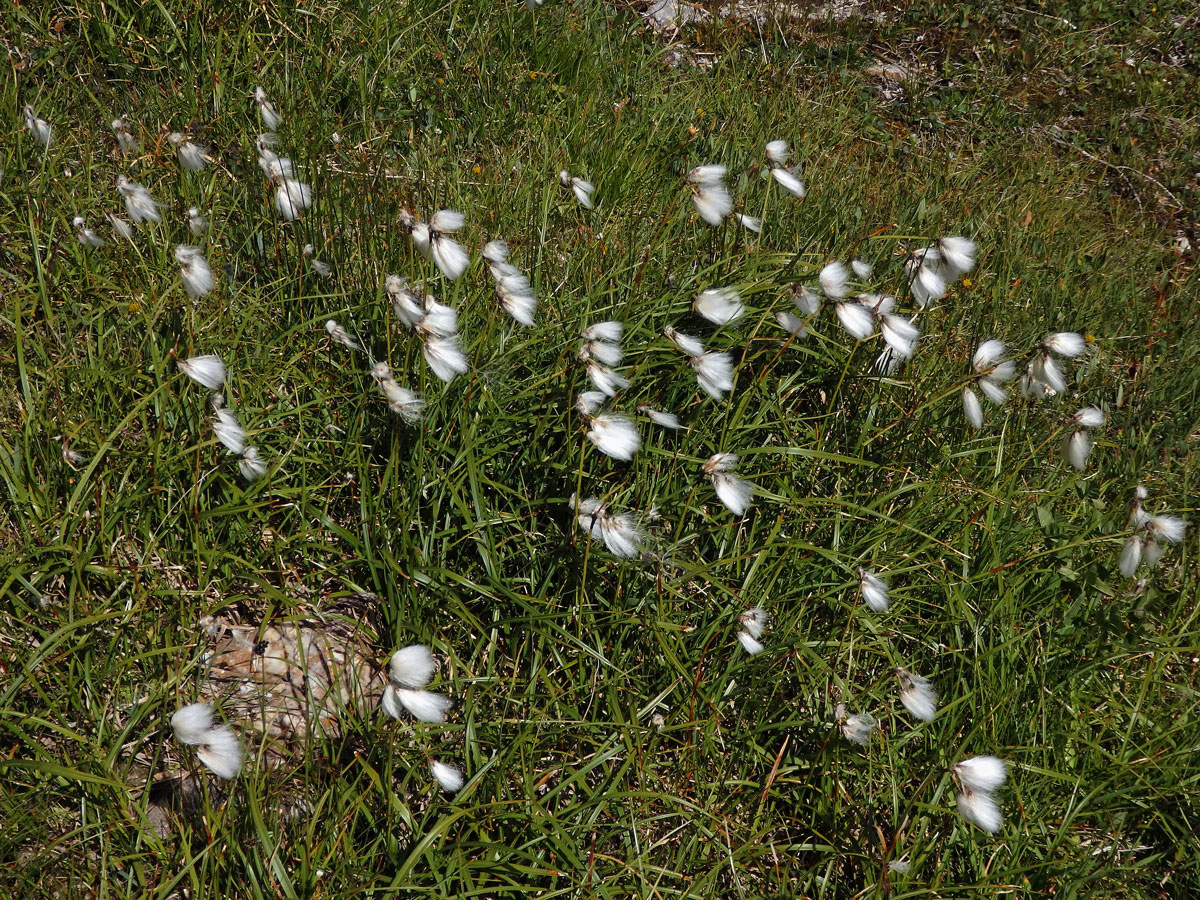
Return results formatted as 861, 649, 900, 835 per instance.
1, 1, 1198, 898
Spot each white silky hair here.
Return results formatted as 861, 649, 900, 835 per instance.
597, 511, 644, 557
585, 360, 629, 397
711, 472, 753, 516
171, 703, 215, 745
841, 712, 876, 745
881, 314, 919, 358
953, 756, 1008, 793
254, 86, 282, 131
394, 687, 453, 723
118, 177, 161, 224
771, 167, 805, 198
640, 407, 680, 429
765, 139, 789, 166
1044, 331, 1085, 357
692, 184, 733, 226
586, 414, 641, 461
107, 213, 134, 240
1065, 430, 1093, 470
896, 669, 937, 722
962, 387, 984, 429
23, 105, 52, 148
170, 133, 209, 172
835, 301, 875, 341
819, 261, 850, 299
692, 352, 734, 399
238, 446, 267, 481
583, 339, 623, 367
739, 607, 770, 640
693, 287, 744, 326
325, 319, 361, 351
274, 178, 313, 221
422, 333, 470, 383
1119, 535, 1144, 577
211, 406, 246, 455
972, 339, 1007, 373
736, 632, 765, 655
776, 311, 807, 337
858, 569, 889, 612
956, 789, 1003, 834
431, 760, 465, 793
178, 355, 226, 391
431, 233, 471, 280
176, 244, 214, 297
665, 326, 704, 358
389, 645, 437, 688
196, 725, 243, 780
583, 320, 623, 342
188, 207, 209, 236
1073, 406, 1105, 428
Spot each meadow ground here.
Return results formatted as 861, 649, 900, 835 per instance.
1, 0, 1198, 897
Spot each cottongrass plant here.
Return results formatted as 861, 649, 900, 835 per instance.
177, 354, 226, 391
106, 212, 134, 241
187, 207, 208, 236
905, 236, 977, 307
176, 245, 214, 297
665, 327, 735, 399
952, 755, 1008, 833
171, 702, 244, 780
685, 165, 732, 226
381, 644, 452, 723
584, 412, 641, 462
253, 86, 282, 131
371, 363, 425, 423
117, 176, 161, 224
1121, 485, 1188, 576
73, 216, 104, 247
572, 495, 646, 558
765, 139, 805, 197
483, 240, 537, 326
168, 132, 210, 172
857, 568, 889, 612
1064, 406, 1105, 470
638, 405, 680, 429
895, 668, 937, 722
836, 704, 877, 746
693, 286, 744, 326
580, 321, 629, 396
702, 453, 753, 516
22, 105, 52, 149
558, 170, 596, 209
325, 319, 361, 351
963, 339, 1017, 428
430, 760, 465, 793
1024, 331, 1086, 398
111, 115, 139, 154
401, 209, 471, 280
736, 607, 770, 655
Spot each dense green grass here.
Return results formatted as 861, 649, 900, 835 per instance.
2, 1, 1198, 897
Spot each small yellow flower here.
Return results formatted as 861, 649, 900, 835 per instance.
1085, 333, 1096, 343
961, 277, 973, 288
472, 165, 481, 174
128, 301, 140, 313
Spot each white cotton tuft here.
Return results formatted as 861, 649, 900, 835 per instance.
572, 178, 596, 209
858, 568, 889, 612
819, 262, 850, 300
172, 703, 215, 745
598, 511, 644, 557
325, 319, 361, 351
1045, 332, 1086, 357
196, 725, 243, 780
665, 326, 704, 358
74, 217, 105, 248
972, 339, 1007, 373
394, 688, 453, 723
736, 632, 765, 655
388, 645, 437, 689
835, 301, 875, 341
962, 387, 984, 429
765, 140, 789, 166
691, 352, 735, 399
936, 236, 977, 279
169, 133, 209, 172
776, 311, 807, 336
254, 86, 282, 131
956, 789, 1003, 834
841, 712, 876, 746
792, 284, 822, 316
711, 472, 754, 516
907, 260, 946, 308
482, 239, 509, 263
1147, 515, 1186, 544
953, 755, 1008, 793
1073, 407, 1106, 428
739, 607, 770, 640
582, 339, 623, 367
978, 378, 1008, 406
703, 452, 738, 473
211, 406, 246, 455
639, 406, 680, 429
23, 106, 53, 149
422, 334, 470, 383
851, 259, 873, 280
496, 275, 537, 326
274, 178, 312, 221
737, 213, 762, 233
896, 668, 937, 722
692, 185, 733, 226
117, 177, 161, 224
771, 167, 805, 198
577, 390, 609, 417
112, 115, 139, 154
1119, 536, 1143, 577
431, 760, 465, 793
1065, 430, 1093, 470
693, 287, 744, 325
1032, 354, 1068, 394
175, 244, 214, 297
585, 360, 629, 397
238, 446, 267, 481
582, 320, 623, 343
178, 355, 226, 391
432, 234, 471, 280
881, 314, 919, 358
586, 414, 641, 461
188, 207, 209, 236
107, 213, 134, 241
